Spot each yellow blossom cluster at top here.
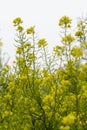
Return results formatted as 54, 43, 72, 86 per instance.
13, 17, 23, 26
13, 17, 24, 32
59, 16, 72, 27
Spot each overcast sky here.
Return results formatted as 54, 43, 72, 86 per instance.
0, 0, 87, 63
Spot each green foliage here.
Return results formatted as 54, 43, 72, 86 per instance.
0, 16, 87, 130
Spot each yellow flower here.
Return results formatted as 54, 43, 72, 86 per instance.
2, 64, 9, 73
61, 79, 71, 86
17, 25, 24, 32
26, 26, 35, 34
8, 82, 15, 91
28, 54, 36, 60
62, 113, 76, 125
53, 45, 62, 56
2, 111, 13, 119
75, 30, 84, 37
19, 74, 27, 80
62, 35, 75, 43
16, 47, 23, 54
53, 45, 65, 56
17, 58, 25, 64
71, 46, 83, 58
23, 42, 32, 48
59, 16, 72, 27
13, 17, 23, 26
77, 21, 85, 29
43, 105, 50, 111
38, 38, 48, 48
43, 95, 53, 103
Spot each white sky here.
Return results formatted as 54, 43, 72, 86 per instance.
0, 0, 87, 63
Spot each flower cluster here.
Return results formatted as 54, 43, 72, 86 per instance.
26, 26, 35, 34
75, 30, 84, 37
13, 17, 23, 26
38, 38, 48, 48
62, 35, 75, 44
59, 16, 72, 27
62, 113, 76, 125
71, 46, 83, 58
